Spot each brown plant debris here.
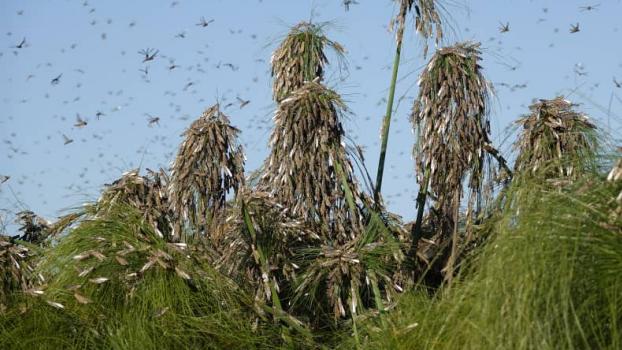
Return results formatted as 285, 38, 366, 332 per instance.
169, 105, 245, 240
514, 96, 597, 179
608, 154, 622, 204
259, 81, 368, 242
411, 42, 508, 281
97, 168, 173, 240
391, 0, 443, 57
216, 189, 320, 307
271, 22, 345, 103
414, 1, 444, 50
1, 236, 38, 309
15, 211, 50, 245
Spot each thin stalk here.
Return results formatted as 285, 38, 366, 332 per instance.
335, 158, 358, 221
410, 167, 430, 259
242, 202, 293, 344
374, 2, 409, 204
256, 302, 312, 340
374, 43, 403, 203
368, 271, 389, 329
484, 143, 513, 181
444, 187, 461, 287
352, 314, 362, 350
241, 203, 285, 316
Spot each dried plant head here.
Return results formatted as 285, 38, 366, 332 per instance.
411, 42, 497, 219
608, 155, 622, 183
391, 0, 443, 57
259, 81, 367, 242
215, 189, 321, 307
15, 210, 51, 245
170, 105, 245, 241
513, 97, 598, 180
97, 168, 173, 240
46, 212, 85, 238
410, 42, 509, 282
414, 0, 444, 56
1, 235, 38, 308
271, 21, 345, 102
291, 212, 406, 324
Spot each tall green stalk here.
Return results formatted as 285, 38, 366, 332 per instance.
375, 43, 403, 203
374, 6, 408, 204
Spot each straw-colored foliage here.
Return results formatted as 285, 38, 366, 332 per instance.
412, 41, 500, 215
410, 42, 509, 280
0, 236, 39, 311
414, 1, 444, 49
513, 96, 598, 180
216, 189, 321, 306
271, 22, 345, 102
291, 212, 406, 322
170, 105, 245, 240
15, 210, 50, 244
608, 154, 622, 210
396, 0, 443, 57
95, 169, 173, 239
260, 81, 368, 242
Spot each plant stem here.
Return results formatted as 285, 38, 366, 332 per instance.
410, 167, 430, 259
483, 142, 513, 181
374, 4, 408, 204
241, 202, 283, 313
368, 271, 389, 328
352, 314, 362, 350
374, 46, 402, 204
241, 201, 292, 343
335, 158, 358, 221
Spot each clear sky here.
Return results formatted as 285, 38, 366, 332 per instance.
1, 0, 621, 229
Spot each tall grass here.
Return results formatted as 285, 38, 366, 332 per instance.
0, 204, 307, 350
375, 0, 443, 202
345, 165, 622, 349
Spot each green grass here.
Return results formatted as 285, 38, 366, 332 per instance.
345, 171, 622, 350
3, 164, 621, 349
0, 204, 309, 350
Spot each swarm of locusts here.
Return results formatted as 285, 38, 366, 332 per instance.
1, 1, 619, 349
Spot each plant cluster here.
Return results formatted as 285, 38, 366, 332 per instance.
1, 2, 619, 349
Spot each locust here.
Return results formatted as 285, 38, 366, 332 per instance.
63, 134, 74, 145
74, 114, 87, 128
138, 48, 158, 63
499, 22, 510, 33
196, 17, 214, 27
570, 23, 580, 33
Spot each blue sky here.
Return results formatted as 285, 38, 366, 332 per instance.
1, 0, 621, 229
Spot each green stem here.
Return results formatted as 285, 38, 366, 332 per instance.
335, 158, 358, 222
369, 271, 388, 329
410, 167, 431, 259
374, 39, 403, 204
241, 202, 284, 313
242, 202, 292, 343
352, 314, 362, 350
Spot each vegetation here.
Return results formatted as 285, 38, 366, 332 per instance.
1, 1, 620, 349
342, 163, 622, 350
